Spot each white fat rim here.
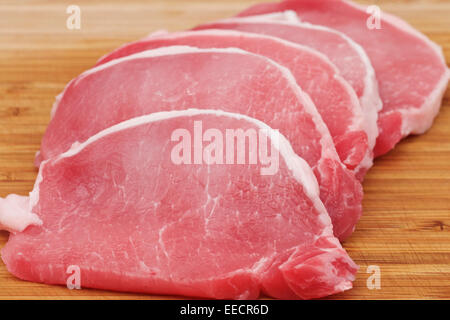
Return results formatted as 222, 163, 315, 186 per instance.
36, 109, 334, 236
52, 46, 255, 118
353, 149, 374, 181
399, 68, 450, 136
81, 46, 253, 78
29, 164, 44, 210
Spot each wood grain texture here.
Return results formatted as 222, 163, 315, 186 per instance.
0, 0, 449, 300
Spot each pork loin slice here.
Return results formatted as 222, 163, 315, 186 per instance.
238, 0, 450, 156
96, 29, 370, 178
194, 12, 381, 172
1, 109, 358, 299
37, 46, 363, 240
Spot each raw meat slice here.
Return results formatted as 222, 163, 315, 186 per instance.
194, 12, 382, 169
238, 0, 450, 156
37, 46, 363, 240
1, 109, 358, 299
96, 29, 370, 177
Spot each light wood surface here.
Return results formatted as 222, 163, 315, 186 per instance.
0, 0, 449, 300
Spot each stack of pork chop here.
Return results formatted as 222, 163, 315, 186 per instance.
0, 0, 448, 299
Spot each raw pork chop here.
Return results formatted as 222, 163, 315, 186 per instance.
238, 0, 450, 156
36, 46, 363, 240
194, 12, 381, 168
96, 29, 370, 177
1, 109, 358, 299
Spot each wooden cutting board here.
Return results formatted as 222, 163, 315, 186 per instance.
0, 0, 449, 300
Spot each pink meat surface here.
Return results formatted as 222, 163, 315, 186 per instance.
194, 13, 381, 170
238, 0, 450, 157
1, 110, 358, 299
96, 29, 370, 177
36, 47, 363, 240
